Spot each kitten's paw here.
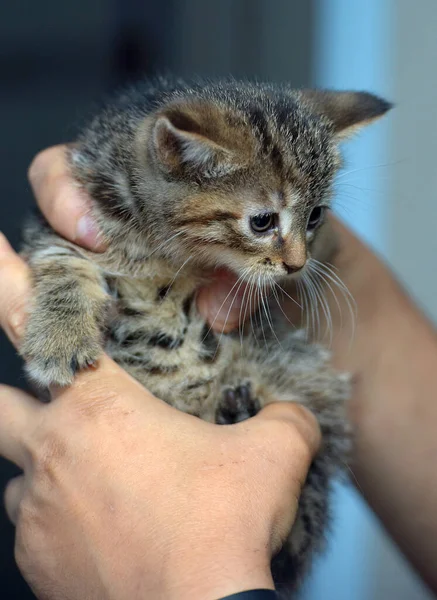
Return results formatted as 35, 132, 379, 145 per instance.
21, 324, 102, 387
216, 382, 260, 424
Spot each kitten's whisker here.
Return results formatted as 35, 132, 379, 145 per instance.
143, 230, 186, 261
302, 272, 320, 340
269, 278, 296, 330
214, 270, 251, 357
248, 275, 260, 345
239, 269, 255, 349
315, 260, 357, 312
242, 273, 253, 342
163, 255, 193, 298
203, 267, 251, 338
272, 280, 302, 309
303, 273, 317, 339
271, 280, 302, 323
257, 275, 268, 350
311, 259, 357, 344
307, 264, 333, 347
309, 262, 343, 330
296, 279, 309, 338
100, 230, 187, 279
338, 459, 364, 495
335, 160, 400, 181
261, 276, 282, 348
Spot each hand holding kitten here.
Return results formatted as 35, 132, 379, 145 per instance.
0, 231, 320, 600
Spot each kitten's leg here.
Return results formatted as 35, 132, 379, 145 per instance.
21, 246, 109, 387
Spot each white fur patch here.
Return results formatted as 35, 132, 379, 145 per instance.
34, 246, 74, 259
279, 210, 293, 236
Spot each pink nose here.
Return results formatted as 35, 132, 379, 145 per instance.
282, 262, 303, 275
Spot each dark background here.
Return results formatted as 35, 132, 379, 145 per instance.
0, 1, 314, 597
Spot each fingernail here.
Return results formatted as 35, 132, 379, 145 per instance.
75, 215, 106, 251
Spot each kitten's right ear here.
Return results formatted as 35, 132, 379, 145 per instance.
299, 90, 393, 140
151, 106, 240, 178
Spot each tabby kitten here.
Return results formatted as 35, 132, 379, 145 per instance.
21, 77, 390, 596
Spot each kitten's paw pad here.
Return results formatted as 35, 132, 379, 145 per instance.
216, 382, 260, 424
22, 333, 102, 388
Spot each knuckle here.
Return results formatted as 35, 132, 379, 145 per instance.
29, 428, 68, 483
69, 381, 123, 420
14, 507, 45, 572
15, 494, 36, 528
265, 418, 314, 463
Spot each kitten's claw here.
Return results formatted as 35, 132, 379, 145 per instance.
216, 382, 260, 424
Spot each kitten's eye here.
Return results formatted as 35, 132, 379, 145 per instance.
250, 213, 275, 233
307, 207, 325, 231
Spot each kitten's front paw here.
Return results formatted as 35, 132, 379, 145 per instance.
21, 320, 102, 387
216, 382, 260, 424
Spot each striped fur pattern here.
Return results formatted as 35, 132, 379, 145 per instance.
21, 77, 390, 596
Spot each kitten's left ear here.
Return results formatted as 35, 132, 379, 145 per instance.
299, 90, 392, 140
150, 102, 252, 178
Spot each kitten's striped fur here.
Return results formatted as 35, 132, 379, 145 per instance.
22, 77, 390, 596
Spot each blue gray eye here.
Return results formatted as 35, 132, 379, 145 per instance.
307, 207, 325, 231
250, 213, 275, 233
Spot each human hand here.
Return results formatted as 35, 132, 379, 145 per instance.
0, 233, 320, 600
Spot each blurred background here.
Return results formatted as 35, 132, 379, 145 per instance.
0, 0, 436, 598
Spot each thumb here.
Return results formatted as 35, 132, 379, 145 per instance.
254, 402, 321, 460
243, 401, 321, 552
197, 268, 262, 333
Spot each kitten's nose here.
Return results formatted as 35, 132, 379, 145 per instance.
282, 262, 304, 275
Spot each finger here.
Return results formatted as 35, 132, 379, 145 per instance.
0, 385, 40, 468
0, 233, 32, 349
254, 401, 321, 459
28, 145, 106, 252
197, 268, 263, 333
51, 354, 166, 411
4, 475, 26, 525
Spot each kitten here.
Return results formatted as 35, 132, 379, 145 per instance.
21, 77, 391, 596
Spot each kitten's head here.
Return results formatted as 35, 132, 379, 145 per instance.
143, 84, 391, 280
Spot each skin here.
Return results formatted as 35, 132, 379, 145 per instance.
2, 143, 437, 596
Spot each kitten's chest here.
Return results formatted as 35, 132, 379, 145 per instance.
104, 273, 233, 417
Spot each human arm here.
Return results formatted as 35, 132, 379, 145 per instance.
307, 220, 437, 593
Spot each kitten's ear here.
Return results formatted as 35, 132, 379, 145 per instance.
299, 90, 392, 140
151, 103, 245, 177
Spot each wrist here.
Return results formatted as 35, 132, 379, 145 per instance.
162, 536, 275, 600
